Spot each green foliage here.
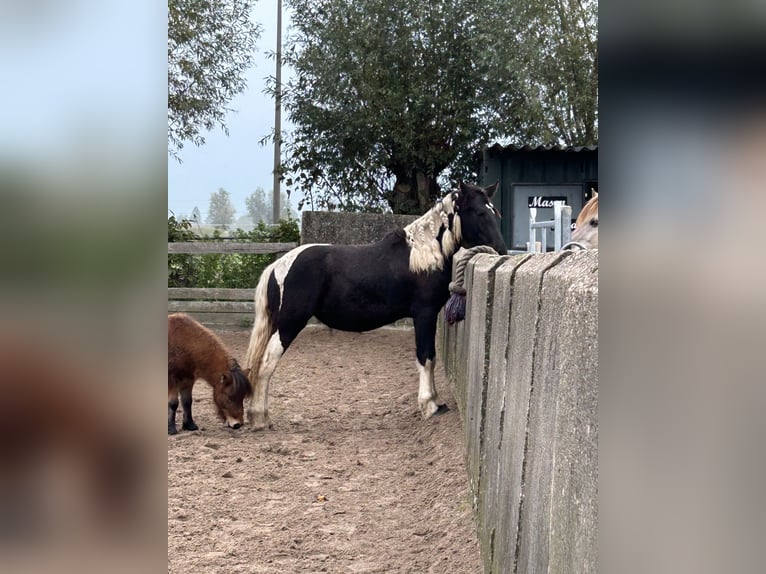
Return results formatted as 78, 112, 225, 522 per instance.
168, 215, 300, 289
168, 214, 199, 288
275, 0, 597, 214
168, 0, 262, 157
481, 0, 598, 146
168, 213, 196, 242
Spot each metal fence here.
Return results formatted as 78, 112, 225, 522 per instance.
508, 201, 572, 254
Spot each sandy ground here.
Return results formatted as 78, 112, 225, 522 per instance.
168, 325, 482, 574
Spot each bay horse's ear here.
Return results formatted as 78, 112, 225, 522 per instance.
242, 368, 251, 378
484, 181, 499, 198
220, 374, 231, 386
454, 181, 468, 207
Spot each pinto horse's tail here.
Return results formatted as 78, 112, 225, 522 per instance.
245, 260, 278, 378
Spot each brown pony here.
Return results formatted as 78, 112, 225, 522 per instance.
572, 191, 599, 248
168, 313, 252, 434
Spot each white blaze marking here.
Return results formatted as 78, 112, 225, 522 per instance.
226, 415, 242, 428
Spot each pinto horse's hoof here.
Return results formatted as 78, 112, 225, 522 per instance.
249, 421, 273, 432
248, 411, 272, 431
421, 401, 448, 419
434, 404, 450, 416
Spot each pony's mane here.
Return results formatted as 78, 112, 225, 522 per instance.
229, 360, 253, 398
576, 193, 599, 226
403, 193, 461, 273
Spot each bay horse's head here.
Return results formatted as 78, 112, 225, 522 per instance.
212, 362, 252, 429
572, 192, 599, 249
453, 181, 507, 256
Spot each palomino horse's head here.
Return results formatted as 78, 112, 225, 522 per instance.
212, 363, 252, 429
572, 192, 599, 249
454, 181, 508, 256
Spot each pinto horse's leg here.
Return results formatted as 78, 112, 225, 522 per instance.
248, 333, 285, 431
414, 312, 447, 418
416, 357, 438, 418
179, 386, 198, 431
168, 388, 179, 435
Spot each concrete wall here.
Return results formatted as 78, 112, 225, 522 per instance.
301, 211, 417, 245
438, 250, 598, 574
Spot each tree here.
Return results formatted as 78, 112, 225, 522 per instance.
281, 0, 488, 214
244, 187, 269, 223
207, 188, 236, 227
482, 0, 598, 146
276, 0, 597, 214
168, 0, 262, 157
245, 187, 294, 223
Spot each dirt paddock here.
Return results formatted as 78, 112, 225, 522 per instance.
168, 325, 482, 574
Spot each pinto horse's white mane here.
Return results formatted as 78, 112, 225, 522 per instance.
404, 193, 462, 273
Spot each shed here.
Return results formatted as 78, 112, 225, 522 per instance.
477, 144, 598, 251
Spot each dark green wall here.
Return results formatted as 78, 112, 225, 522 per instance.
477, 147, 598, 249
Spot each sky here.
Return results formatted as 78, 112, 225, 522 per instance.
0, 1, 164, 168
167, 1, 296, 222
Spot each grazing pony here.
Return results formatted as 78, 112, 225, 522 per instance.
244, 181, 507, 430
168, 313, 252, 434
572, 192, 599, 248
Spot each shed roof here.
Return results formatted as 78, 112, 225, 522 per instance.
485, 143, 598, 153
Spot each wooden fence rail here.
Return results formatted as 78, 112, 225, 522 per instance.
167, 242, 297, 328
168, 242, 297, 255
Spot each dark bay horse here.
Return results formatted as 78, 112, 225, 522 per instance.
244, 182, 507, 430
168, 313, 252, 434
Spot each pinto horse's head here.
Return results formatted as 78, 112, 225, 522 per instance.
453, 181, 507, 256
212, 364, 252, 429
405, 181, 507, 273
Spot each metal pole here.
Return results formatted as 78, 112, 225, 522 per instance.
272, 0, 282, 224
561, 205, 572, 247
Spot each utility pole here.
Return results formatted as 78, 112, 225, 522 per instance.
271, 0, 282, 224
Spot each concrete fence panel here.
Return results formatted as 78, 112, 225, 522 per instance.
438, 250, 598, 574
300, 211, 417, 245
475, 253, 532, 572
517, 252, 594, 573
461, 254, 509, 503
547, 254, 598, 573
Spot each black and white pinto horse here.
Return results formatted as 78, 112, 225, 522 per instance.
244, 182, 507, 430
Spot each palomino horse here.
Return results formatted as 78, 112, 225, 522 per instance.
245, 181, 507, 430
168, 313, 252, 434
572, 192, 599, 248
